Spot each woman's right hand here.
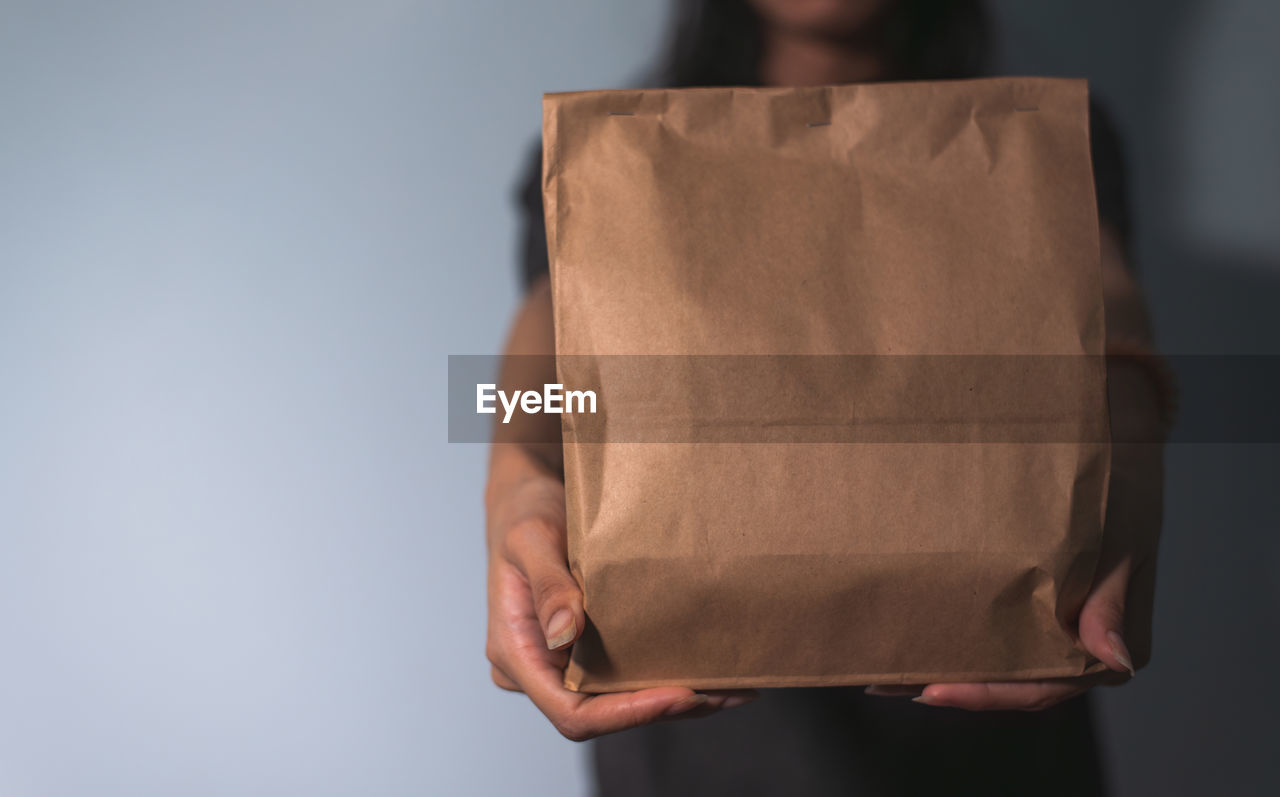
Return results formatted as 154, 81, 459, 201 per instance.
484, 448, 755, 741
485, 276, 753, 739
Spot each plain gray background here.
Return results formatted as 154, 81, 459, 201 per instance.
1, 1, 1276, 795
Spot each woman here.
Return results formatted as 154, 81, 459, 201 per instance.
487, 1, 1165, 793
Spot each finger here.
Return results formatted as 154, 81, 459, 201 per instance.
486, 561, 566, 692
491, 665, 523, 692
865, 684, 925, 698
1078, 556, 1136, 676
916, 680, 1087, 711
538, 684, 759, 740
667, 689, 760, 717
504, 519, 584, 650
514, 644, 756, 738
525, 668, 703, 741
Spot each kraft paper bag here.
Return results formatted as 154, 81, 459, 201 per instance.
542, 78, 1112, 692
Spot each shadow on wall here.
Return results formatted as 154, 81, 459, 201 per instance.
991, 1, 1280, 795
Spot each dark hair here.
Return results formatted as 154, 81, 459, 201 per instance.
656, 0, 991, 87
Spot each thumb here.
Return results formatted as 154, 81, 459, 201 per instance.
1078, 556, 1135, 676
506, 521, 585, 650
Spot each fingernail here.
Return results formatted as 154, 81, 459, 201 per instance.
1107, 630, 1136, 676
545, 609, 575, 650
664, 694, 708, 716
720, 694, 757, 709
912, 694, 936, 706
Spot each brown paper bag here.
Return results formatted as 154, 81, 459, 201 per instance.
542, 78, 1111, 692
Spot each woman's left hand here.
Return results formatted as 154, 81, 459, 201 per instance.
906, 551, 1140, 711
869, 365, 1166, 711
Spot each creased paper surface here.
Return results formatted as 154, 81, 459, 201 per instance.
542, 78, 1110, 692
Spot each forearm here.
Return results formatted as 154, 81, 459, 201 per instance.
1098, 226, 1165, 654
1100, 225, 1168, 441
486, 275, 564, 529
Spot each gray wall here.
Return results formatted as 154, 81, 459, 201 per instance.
0, 2, 665, 795
1, 1, 1275, 795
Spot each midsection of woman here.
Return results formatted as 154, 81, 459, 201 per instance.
487, 2, 1161, 794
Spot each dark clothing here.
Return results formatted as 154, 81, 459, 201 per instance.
514, 96, 1131, 797
595, 689, 1105, 797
